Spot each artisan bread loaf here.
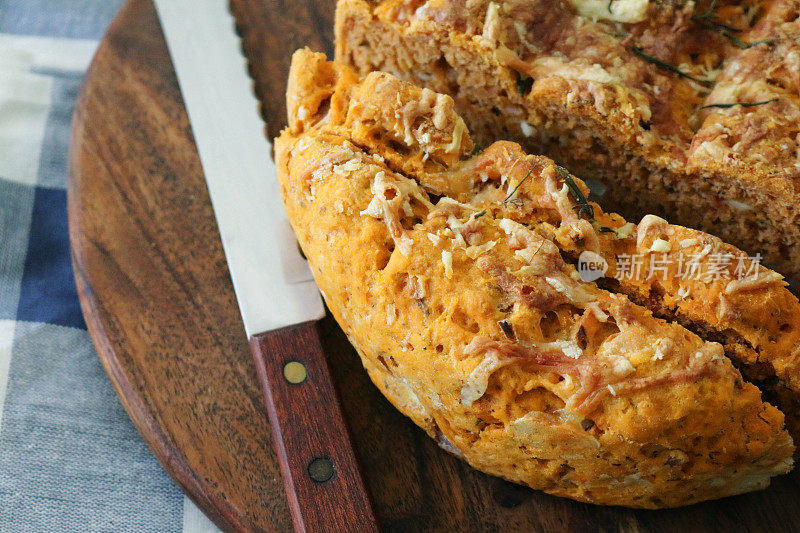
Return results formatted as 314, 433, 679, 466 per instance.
276, 49, 799, 508
335, 0, 800, 283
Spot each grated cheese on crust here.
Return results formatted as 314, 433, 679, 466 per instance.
278, 48, 800, 510
569, 0, 649, 23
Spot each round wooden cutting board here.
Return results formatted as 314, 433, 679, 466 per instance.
68, 0, 800, 531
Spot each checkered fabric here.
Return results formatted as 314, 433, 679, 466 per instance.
0, 2, 220, 531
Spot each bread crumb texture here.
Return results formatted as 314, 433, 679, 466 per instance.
335, 0, 800, 283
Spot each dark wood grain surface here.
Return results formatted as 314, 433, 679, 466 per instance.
68, 0, 800, 531
251, 323, 379, 532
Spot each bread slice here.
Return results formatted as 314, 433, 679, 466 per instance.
335, 0, 800, 284
276, 49, 799, 508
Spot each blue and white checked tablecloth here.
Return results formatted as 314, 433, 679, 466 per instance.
0, 2, 222, 531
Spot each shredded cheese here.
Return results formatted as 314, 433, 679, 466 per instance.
461, 352, 503, 406
512, 264, 546, 276
427, 232, 442, 246
386, 303, 397, 325
616, 222, 636, 239
332, 159, 360, 176
585, 302, 609, 322
637, 214, 669, 248
570, 0, 649, 24
442, 250, 453, 278
611, 356, 635, 377
529, 56, 623, 84
724, 199, 754, 212
520, 121, 535, 137
538, 340, 584, 359
650, 238, 672, 253
446, 119, 467, 153
466, 240, 497, 259
297, 105, 309, 121
481, 2, 501, 45
546, 276, 595, 304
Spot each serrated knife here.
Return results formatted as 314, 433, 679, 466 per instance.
153, 1, 379, 531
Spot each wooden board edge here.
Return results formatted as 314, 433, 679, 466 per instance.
66, 2, 251, 531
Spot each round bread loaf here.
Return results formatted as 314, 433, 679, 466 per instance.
275, 49, 799, 508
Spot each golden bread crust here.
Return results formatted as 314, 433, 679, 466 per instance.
276, 49, 797, 508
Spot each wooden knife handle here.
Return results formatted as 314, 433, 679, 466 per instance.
250, 322, 379, 533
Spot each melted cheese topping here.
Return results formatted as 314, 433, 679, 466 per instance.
570, 0, 649, 24
441, 249, 454, 278
529, 57, 622, 85
461, 350, 505, 406
360, 170, 432, 255
636, 214, 669, 249
650, 238, 672, 253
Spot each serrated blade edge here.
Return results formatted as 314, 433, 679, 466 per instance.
154, 0, 324, 337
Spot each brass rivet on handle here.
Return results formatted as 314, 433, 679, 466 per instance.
308, 457, 335, 483
283, 361, 307, 384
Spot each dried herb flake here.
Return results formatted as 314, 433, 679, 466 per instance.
701, 98, 778, 109
631, 47, 713, 86
502, 168, 534, 206
691, 15, 743, 34
691, 1, 779, 49
693, 18, 778, 48
556, 166, 595, 220
499, 320, 516, 340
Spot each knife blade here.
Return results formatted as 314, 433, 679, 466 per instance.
154, 1, 379, 530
